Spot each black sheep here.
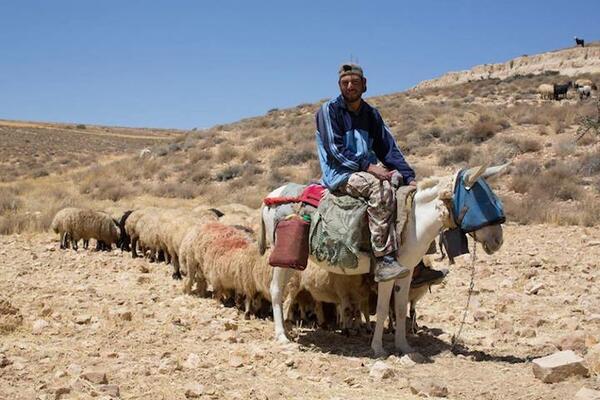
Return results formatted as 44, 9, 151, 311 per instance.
553, 81, 573, 100
574, 37, 585, 47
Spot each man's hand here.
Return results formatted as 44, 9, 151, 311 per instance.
367, 164, 394, 181
408, 180, 417, 187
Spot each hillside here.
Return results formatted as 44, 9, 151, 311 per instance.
0, 119, 182, 182
414, 42, 600, 90
1, 47, 600, 235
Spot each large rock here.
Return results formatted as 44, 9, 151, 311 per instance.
410, 380, 448, 397
97, 384, 120, 398
532, 350, 589, 383
575, 388, 600, 400
185, 383, 204, 398
81, 370, 108, 384
183, 353, 201, 369
369, 361, 394, 380
585, 344, 600, 376
32, 319, 49, 334
556, 331, 588, 353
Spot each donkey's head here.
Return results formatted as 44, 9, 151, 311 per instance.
438, 163, 510, 255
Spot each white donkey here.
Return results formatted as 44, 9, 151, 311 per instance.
262, 164, 508, 356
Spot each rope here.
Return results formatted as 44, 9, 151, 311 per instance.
451, 238, 477, 350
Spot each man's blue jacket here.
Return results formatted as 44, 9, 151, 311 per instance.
315, 95, 415, 190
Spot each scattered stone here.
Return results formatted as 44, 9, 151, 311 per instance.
54, 370, 67, 379
223, 320, 238, 331
97, 384, 120, 398
525, 282, 544, 295
410, 380, 448, 397
0, 298, 23, 333
286, 370, 302, 380
217, 331, 238, 343
229, 353, 244, 368
139, 265, 150, 273
75, 315, 92, 325
556, 331, 588, 353
185, 383, 205, 398
81, 370, 108, 384
284, 358, 295, 368
517, 328, 536, 338
158, 358, 182, 374
54, 386, 71, 398
532, 350, 589, 383
184, 353, 201, 369
528, 260, 543, 268
117, 310, 132, 322
494, 319, 513, 335
137, 276, 151, 284
41, 307, 52, 317
585, 344, 600, 375
0, 354, 11, 368
473, 309, 488, 321
369, 360, 394, 380
400, 352, 426, 367
66, 363, 82, 376
575, 387, 600, 400
32, 319, 49, 334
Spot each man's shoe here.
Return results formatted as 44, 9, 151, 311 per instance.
374, 255, 410, 282
411, 265, 448, 288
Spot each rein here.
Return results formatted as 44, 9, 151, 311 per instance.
451, 238, 477, 350
438, 173, 479, 350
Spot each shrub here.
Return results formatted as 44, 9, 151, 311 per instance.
468, 117, 500, 143
252, 135, 283, 150
270, 147, 315, 168
578, 151, 600, 176
438, 145, 472, 166
149, 182, 200, 199
215, 146, 238, 163
0, 191, 22, 212
553, 138, 576, 157
189, 169, 211, 183
267, 168, 287, 190
76, 124, 86, 129
501, 136, 542, 154
215, 164, 244, 181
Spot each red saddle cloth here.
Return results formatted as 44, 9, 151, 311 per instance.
263, 184, 326, 208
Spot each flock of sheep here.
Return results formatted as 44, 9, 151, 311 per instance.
537, 78, 596, 101
50, 205, 431, 333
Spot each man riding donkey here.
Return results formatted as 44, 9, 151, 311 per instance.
315, 62, 444, 285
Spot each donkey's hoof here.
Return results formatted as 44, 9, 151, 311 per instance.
372, 347, 388, 359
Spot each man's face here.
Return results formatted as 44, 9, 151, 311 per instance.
339, 74, 364, 103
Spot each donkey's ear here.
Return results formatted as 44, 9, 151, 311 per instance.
481, 162, 511, 181
464, 163, 489, 188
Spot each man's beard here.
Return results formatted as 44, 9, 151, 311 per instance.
342, 92, 361, 103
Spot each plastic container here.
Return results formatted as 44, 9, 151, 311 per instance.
268, 216, 310, 270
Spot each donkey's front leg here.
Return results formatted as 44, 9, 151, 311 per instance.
393, 274, 415, 354
371, 280, 394, 357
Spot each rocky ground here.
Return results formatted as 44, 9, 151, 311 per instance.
1, 224, 599, 400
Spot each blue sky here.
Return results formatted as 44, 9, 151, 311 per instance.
1, 0, 599, 129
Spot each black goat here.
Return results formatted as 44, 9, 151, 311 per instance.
574, 37, 585, 47
554, 81, 573, 100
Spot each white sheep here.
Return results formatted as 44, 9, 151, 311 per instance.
180, 221, 269, 318
50, 208, 120, 251
537, 84, 554, 100
578, 85, 592, 100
